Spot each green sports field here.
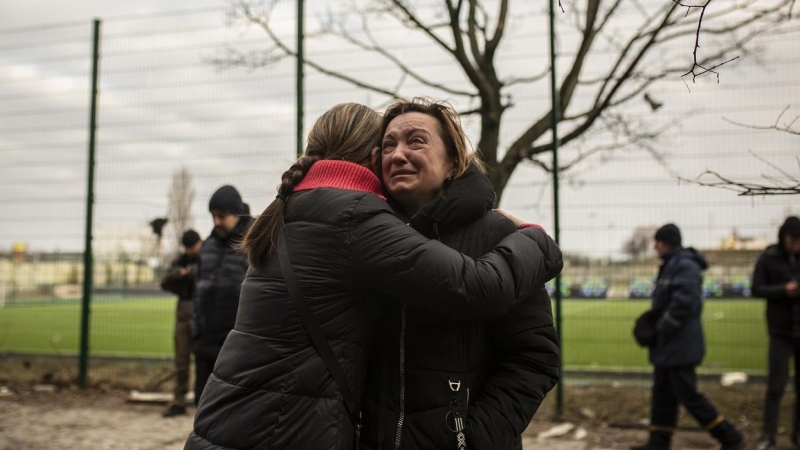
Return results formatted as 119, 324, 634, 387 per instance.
0, 297, 176, 359
0, 297, 768, 373
560, 299, 767, 373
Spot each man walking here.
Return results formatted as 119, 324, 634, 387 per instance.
752, 216, 800, 450
192, 185, 253, 405
160, 229, 202, 417
632, 223, 744, 450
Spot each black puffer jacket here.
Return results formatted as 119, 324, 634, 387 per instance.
752, 217, 800, 338
161, 252, 198, 301
185, 161, 563, 450
649, 247, 708, 367
362, 165, 560, 450
193, 216, 253, 360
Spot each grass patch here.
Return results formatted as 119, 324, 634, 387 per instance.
0, 296, 175, 358
560, 299, 768, 372
0, 297, 769, 372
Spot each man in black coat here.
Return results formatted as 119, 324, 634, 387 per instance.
752, 216, 800, 450
192, 185, 253, 406
632, 224, 743, 450
160, 229, 202, 417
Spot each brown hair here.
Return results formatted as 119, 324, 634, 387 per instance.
239, 103, 382, 269
377, 97, 484, 181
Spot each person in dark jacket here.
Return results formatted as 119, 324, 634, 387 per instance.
632, 224, 744, 450
362, 97, 559, 450
752, 216, 800, 450
192, 185, 253, 407
160, 229, 202, 417
184, 103, 563, 450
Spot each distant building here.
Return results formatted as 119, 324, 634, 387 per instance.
719, 228, 769, 251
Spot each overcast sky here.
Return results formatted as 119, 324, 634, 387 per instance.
0, 0, 220, 27
1, 0, 798, 259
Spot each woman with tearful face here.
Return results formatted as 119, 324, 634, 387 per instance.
361, 98, 560, 450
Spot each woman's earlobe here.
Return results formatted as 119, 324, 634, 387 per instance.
370, 147, 380, 168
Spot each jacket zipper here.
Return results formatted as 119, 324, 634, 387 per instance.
394, 301, 407, 450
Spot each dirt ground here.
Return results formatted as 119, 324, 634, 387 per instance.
2, 380, 796, 450
1, 356, 797, 449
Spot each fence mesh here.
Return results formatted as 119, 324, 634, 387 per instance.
1, 2, 798, 389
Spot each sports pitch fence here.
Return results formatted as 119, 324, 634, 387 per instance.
1, 3, 797, 388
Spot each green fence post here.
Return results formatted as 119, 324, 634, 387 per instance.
548, 0, 563, 416
79, 18, 101, 389
296, 0, 304, 157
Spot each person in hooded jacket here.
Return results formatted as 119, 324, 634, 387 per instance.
192, 185, 253, 407
183, 103, 563, 450
632, 224, 744, 450
361, 98, 559, 450
752, 216, 800, 450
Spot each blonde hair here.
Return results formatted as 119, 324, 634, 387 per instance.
240, 103, 382, 269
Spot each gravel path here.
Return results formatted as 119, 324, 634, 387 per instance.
0, 388, 193, 450
0, 383, 765, 450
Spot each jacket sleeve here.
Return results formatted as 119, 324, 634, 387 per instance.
160, 258, 183, 294
349, 203, 563, 321
466, 292, 560, 448
752, 253, 788, 299
656, 260, 699, 333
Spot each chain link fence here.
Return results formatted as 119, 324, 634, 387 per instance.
1, 3, 798, 389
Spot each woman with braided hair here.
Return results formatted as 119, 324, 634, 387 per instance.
184, 103, 563, 450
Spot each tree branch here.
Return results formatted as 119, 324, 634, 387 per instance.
723, 105, 800, 136
672, 0, 748, 87
680, 166, 800, 196
320, 10, 477, 97
231, 0, 401, 98
503, 66, 551, 86
682, 106, 800, 196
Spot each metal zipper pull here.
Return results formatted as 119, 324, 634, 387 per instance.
447, 379, 467, 450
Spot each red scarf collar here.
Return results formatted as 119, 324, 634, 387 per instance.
294, 160, 386, 200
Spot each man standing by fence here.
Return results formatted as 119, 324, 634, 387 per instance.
752, 216, 800, 450
632, 224, 744, 450
160, 229, 202, 417
192, 185, 253, 406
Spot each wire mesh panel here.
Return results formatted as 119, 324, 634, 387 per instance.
0, 8, 299, 386
86, 8, 296, 383
0, 21, 92, 379
1, 1, 798, 390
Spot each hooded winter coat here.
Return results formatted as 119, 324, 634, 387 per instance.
752, 216, 800, 338
184, 161, 563, 450
649, 247, 709, 367
361, 165, 560, 450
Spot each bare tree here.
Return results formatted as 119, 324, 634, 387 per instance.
622, 225, 657, 261
681, 106, 800, 196
216, 0, 793, 201
167, 167, 196, 255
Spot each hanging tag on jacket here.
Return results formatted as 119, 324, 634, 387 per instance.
447, 379, 467, 450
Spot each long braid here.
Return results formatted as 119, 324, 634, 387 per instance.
278, 154, 321, 199
238, 102, 380, 270
238, 153, 321, 269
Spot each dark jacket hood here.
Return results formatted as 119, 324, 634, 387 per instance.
408, 163, 496, 238
778, 216, 800, 250
681, 247, 709, 270
662, 246, 708, 270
